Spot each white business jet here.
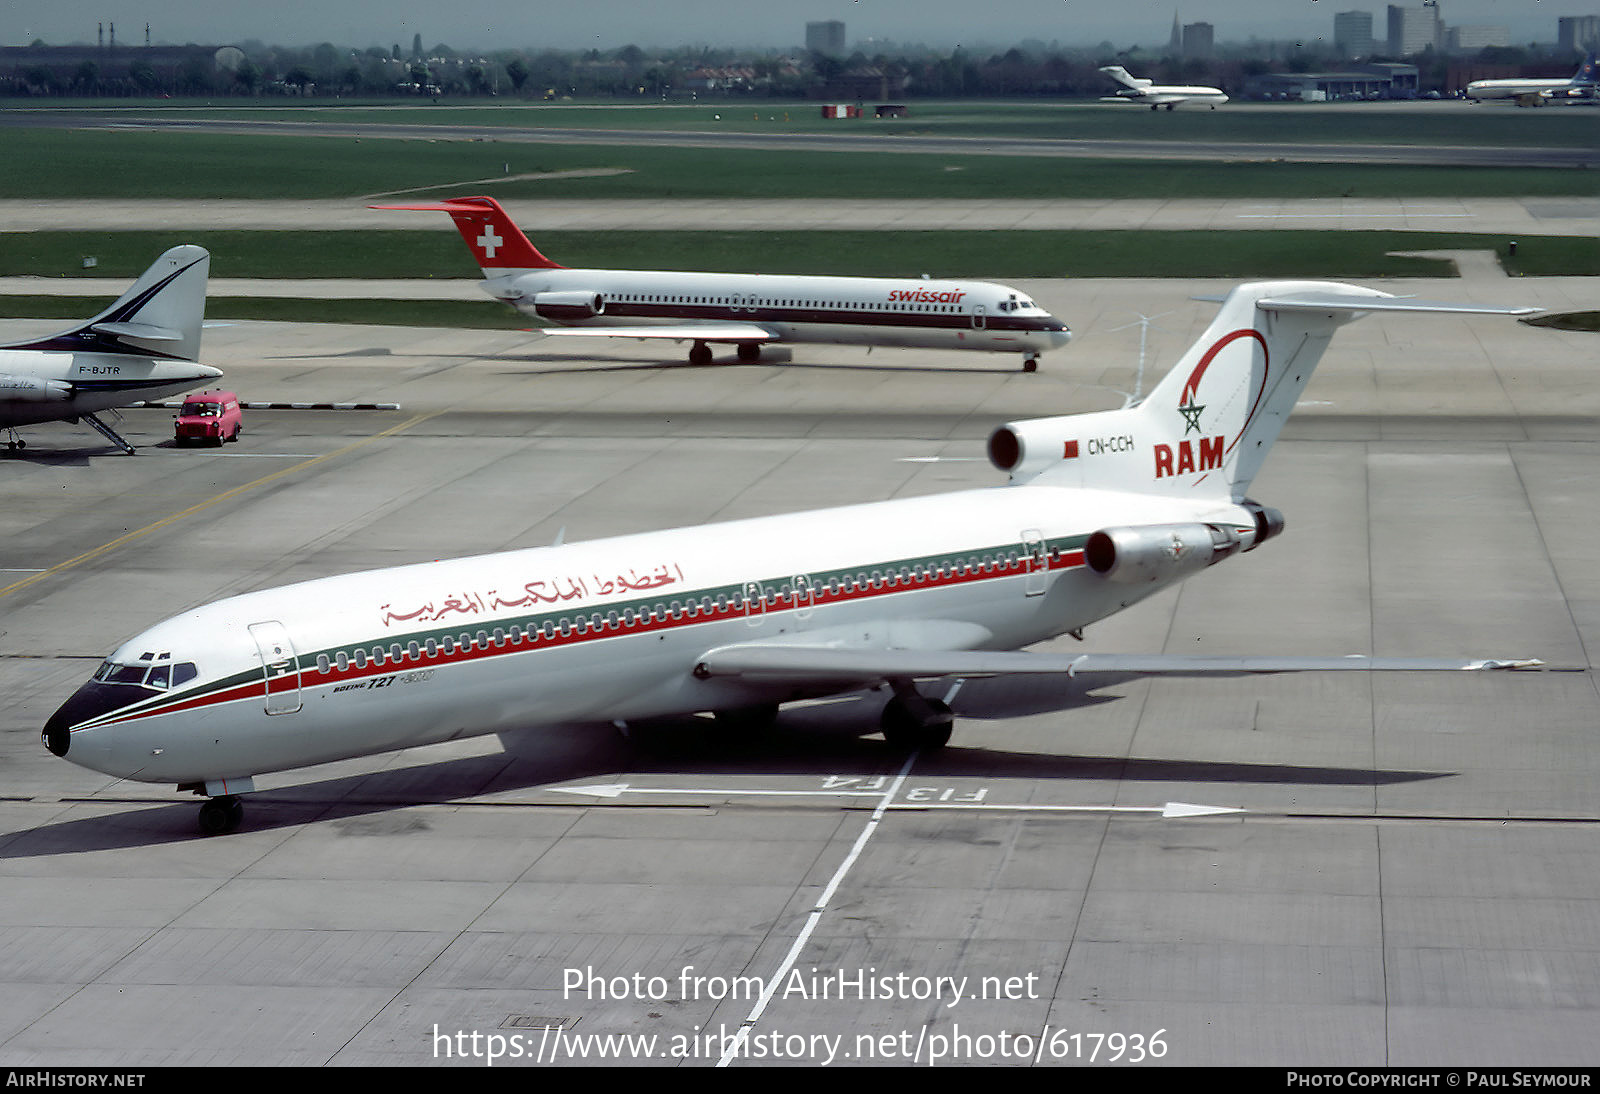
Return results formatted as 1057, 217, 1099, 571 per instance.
0, 246, 221, 455
44, 280, 1538, 834
374, 196, 1072, 371
1466, 51, 1597, 105
1098, 65, 1229, 110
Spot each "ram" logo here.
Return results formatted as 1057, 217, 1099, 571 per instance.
1154, 436, 1223, 478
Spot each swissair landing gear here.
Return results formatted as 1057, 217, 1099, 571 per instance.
689, 341, 713, 367
737, 342, 762, 363
1021, 354, 1039, 373
880, 679, 953, 751
3, 429, 25, 452
198, 795, 244, 836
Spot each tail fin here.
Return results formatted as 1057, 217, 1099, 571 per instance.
1574, 50, 1598, 84
1099, 65, 1152, 89
5, 245, 209, 361
988, 280, 1536, 500
371, 196, 562, 275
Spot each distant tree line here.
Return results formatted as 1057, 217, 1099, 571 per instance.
0, 37, 1581, 99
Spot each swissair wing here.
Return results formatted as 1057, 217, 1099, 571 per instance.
530, 322, 778, 343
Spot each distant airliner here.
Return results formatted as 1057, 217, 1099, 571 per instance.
376, 196, 1072, 371
1, 247, 220, 454
44, 278, 1539, 834
1466, 51, 1597, 105
1098, 65, 1229, 110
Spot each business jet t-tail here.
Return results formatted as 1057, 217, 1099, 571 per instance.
375, 196, 1071, 371
1, 246, 220, 454
1466, 51, 1598, 105
1098, 65, 1229, 109
44, 279, 1539, 833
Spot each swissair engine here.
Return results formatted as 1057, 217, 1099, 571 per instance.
531, 291, 605, 322
0, 376, 71, 403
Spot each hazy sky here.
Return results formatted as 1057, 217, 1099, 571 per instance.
3, 1, 1568, 51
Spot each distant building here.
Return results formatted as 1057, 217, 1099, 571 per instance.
1244, 63, 1417, 100
0, 41, 233, 94
1387, 2, 1441, 55
1445, 25, 1509, 52
1558, 15, 1600, 54
1335, 10, 1377, 58
806, 21, 846, 56
1182, 22, 1214, 59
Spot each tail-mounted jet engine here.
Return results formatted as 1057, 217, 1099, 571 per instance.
1085, 523, 1244, 585
532, 292, 605, 321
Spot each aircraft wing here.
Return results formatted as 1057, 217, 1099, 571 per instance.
539, 323, 780, 343
694, 643, 1542, 684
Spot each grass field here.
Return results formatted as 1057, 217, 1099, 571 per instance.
26, 99, 1600, 149
6, 229, 1596, 280
0, 126, 1594, 202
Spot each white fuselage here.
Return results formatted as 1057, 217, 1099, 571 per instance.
485, 267, 1072, 357
0, 348, 221, 428
1465, 78, 1584, 100
1110, 87, 1230, 106
47, 482, 1253, 787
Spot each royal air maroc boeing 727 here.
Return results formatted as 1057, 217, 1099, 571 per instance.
1, 246, 220, 454
44, 279, 1539, 834
374, 196, 1072, 371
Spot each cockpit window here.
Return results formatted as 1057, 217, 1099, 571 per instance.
91, 659, 199, 690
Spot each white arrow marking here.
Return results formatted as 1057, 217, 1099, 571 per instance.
548, 783, 1241, 817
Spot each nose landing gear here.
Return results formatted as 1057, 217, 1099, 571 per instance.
198, 795, 244, 836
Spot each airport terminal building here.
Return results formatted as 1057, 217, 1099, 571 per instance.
1244, 63, 1421, 100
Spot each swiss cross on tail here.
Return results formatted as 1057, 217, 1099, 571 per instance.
369, 196, 563, 271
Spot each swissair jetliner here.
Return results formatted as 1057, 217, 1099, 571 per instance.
1466, 51, 1598, 105
44, 280, 1539, 834
1, 247, 220, 454
1098, 65, 1229, 110
375, 196, 1072, 371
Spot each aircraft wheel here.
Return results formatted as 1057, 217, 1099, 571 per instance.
1022, 356, 1038, 373
880, 695, 953, 751
198, 795, 243, 836
737, 342, 762, 363
689, 342, 713, 366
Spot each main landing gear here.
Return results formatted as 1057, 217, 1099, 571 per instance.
689, 341, 713, 366
879, 678, 953, 750
197, 795, 244, 836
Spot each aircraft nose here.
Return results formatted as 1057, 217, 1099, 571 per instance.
42, 705, 72, 757
41, 679, 129, 760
